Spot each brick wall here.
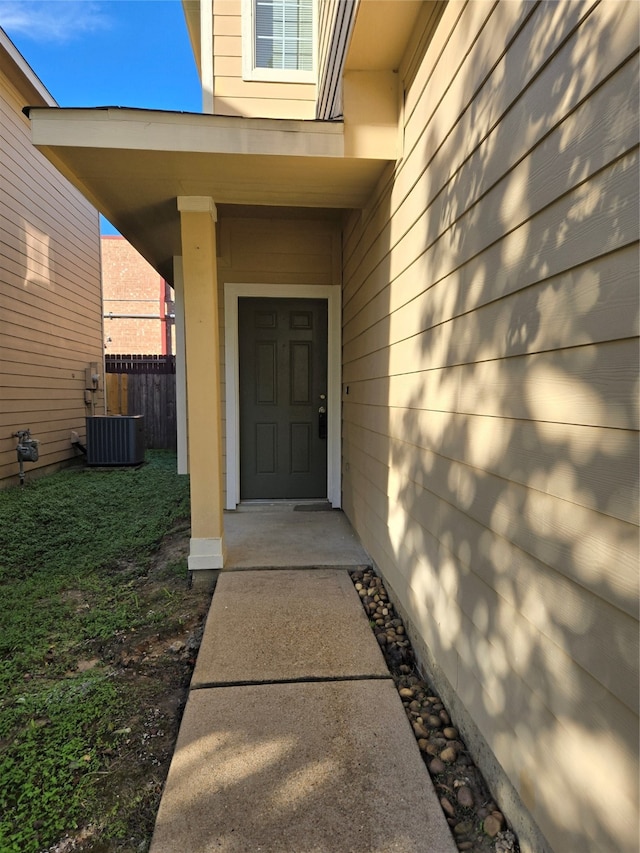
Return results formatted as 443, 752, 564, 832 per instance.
101, 236, 174, 355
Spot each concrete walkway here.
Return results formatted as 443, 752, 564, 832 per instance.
149, 510, 457, 853
223, 502, 371, 569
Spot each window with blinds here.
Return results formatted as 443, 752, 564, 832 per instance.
254, 0, 313, 72
254, 0, 313, 71
241, 0, 315, 83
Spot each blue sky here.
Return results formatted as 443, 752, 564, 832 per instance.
0, 0, 202, 233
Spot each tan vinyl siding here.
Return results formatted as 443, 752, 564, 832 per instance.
341, 3, 639, 853
0, 70, 103, 485
212, 0, 316, 119
218, 215, 340, 285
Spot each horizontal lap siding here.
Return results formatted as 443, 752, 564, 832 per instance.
341, 3, 639, 853
0, 101, 99, 266
212, 0, 316, 119
218, 216, 340, 285
0, 74, 103, 485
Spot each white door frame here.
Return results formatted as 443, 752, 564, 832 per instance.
224, 283, 341, 509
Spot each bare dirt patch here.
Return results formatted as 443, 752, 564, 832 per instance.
45, 527, 211, 853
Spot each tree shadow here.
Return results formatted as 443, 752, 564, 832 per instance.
342, 3, 638, 852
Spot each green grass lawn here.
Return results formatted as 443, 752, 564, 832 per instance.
0, 452, 195, 853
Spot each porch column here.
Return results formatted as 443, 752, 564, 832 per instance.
177, 196, 225, 573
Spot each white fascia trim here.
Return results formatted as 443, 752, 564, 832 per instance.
188, 537, 225, 571
224, 282, 341, 509
29, 108, 345, 158
0, 30, 57, 106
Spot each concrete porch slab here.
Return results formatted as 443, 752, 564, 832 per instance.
223, 506, 370, 569
149, 679, 457, 853
191, 569, 389, 686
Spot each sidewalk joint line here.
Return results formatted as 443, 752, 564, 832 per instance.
190, 673, 393, 690
213, 563, 372, 573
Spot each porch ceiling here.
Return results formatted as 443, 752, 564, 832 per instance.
27, 106, 390, 283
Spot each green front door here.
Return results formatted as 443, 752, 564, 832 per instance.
239, 297, 328, 500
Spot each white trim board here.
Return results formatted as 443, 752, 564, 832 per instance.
224, 283, 341, 509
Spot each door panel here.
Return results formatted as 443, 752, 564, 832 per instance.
239, 297, 328, 499
256, 423, 277, 473
256, 342, 277, 403
290, 342, 311, 404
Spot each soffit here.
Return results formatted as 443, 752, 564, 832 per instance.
28, 107, 389, 283
345, 0, 423, 72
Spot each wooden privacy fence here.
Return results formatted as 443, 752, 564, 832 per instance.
105, 355, 176, 450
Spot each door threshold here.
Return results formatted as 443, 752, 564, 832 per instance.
232, 500, 332, 513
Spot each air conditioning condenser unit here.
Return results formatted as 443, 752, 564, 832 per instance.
86, 415, 145, 466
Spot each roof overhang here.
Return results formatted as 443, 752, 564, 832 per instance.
345, 0, 424, 72
0, 28, 56, 106
27, 107, 390, 282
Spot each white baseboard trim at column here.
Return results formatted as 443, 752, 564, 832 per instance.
188, 537, 225, 571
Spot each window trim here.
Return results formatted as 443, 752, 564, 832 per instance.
241, 0, 317, 84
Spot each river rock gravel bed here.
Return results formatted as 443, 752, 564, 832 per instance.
350, 568, 519, 853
